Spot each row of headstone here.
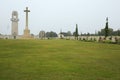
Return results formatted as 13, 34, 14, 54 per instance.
63, 36, 120, 43
78, 36, 120, 43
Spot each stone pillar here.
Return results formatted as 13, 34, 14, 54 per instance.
23, 7, 32, 38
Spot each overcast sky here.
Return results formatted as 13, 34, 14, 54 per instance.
0, 0, 120, 35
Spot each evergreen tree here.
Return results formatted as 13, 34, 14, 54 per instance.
75, 24, 79, 40
104, 17, 109, 38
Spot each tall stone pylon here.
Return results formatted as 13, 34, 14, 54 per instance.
11, 11, 19, 39
23, 7, 32, 38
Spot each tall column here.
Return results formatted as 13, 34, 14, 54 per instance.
24, 7, 30, 30
23, 7, 31, 38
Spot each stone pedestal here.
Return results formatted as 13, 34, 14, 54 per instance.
24, 29, 30, 36
22, 29, 33, 39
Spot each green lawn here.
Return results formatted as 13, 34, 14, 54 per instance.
0, 39, 120, 80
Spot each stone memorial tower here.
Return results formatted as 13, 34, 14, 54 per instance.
11, 11, 19, 39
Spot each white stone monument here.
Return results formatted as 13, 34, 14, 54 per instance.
11, 11, 19, 39
23, 7, 32, 38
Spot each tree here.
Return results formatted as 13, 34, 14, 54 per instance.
104, 17, 109, 38
118, 29, 120, 36
75, 24, 79, 40
46, 31, 58, 38
67, 31, 72, 36
87, 32, 90, 36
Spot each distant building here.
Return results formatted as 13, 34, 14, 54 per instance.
39, 31, 46, 39
58, 33, 64, 38
58, 31, 72, 39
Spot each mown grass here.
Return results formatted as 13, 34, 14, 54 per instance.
0, 39, 120, 80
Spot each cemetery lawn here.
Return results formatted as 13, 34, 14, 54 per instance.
0, 39, 120, 80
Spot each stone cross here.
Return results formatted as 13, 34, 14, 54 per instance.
24, 7, 30, 30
